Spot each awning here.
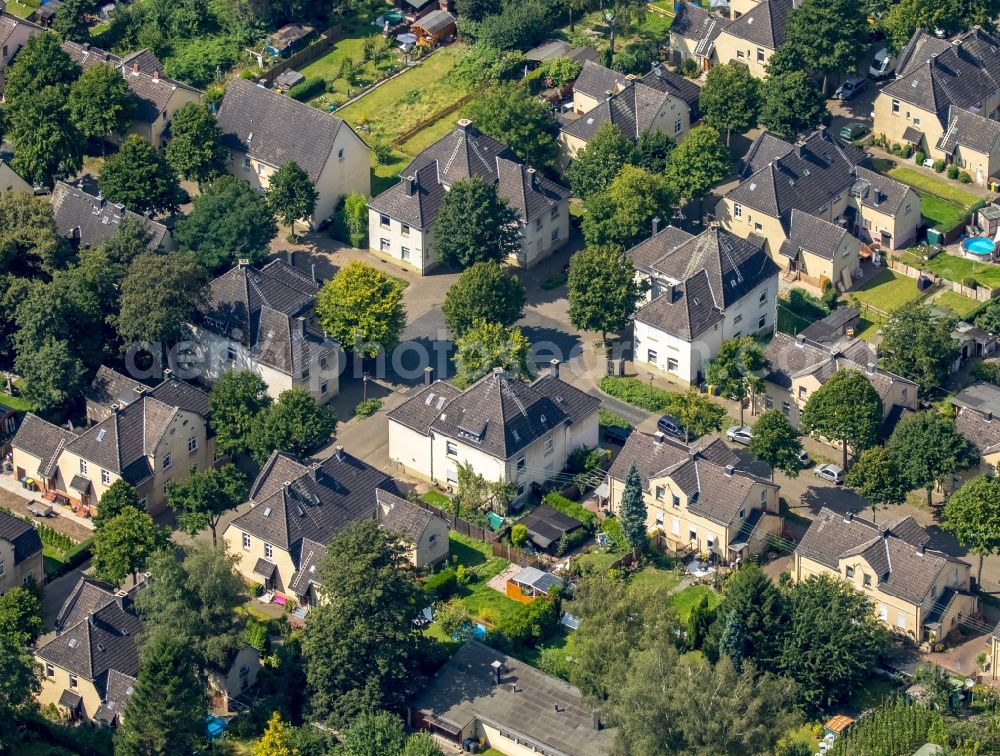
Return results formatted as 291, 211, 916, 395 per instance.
902, 126, 924, 144
253, 558, 277, 579
778, 239, 800, 259
59, 689, 82, 711
69, 475, 91, 493
560, 612, 580, 630
594, 481, 609, 499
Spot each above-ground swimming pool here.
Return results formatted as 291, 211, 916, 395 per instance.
962, 236, 997, 259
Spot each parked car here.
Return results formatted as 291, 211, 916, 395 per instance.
835, 76, 867, 100
839, 122, 869, 140
814, 463, 845, 484
604, 425, 631, 445
796, 448, 812, 468
725, 425, 753, 445
657, 414, 686, 440
869, 48, 895, 79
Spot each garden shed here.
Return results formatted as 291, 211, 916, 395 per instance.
516, 503, 585, 554
412, 10, 456, 46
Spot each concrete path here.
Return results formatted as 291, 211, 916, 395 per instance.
0, 472, 94, 540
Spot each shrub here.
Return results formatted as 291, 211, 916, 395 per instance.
598, 408, 632, 430
600, 516, 629, 552
962, 276, 978, 289
959, 171, 973, 183
914, 150, 926, 165
243, 618, 269, 653
288, 76, 326, 102
972, 360, 1000, 385
566, 445, 604, 474
947, 163, 960, 180
900, 143, 912, 159
679, 57, 700, 78
598, 376, 674, 413
511, 523, 528, 546
543, 492, 598, 529
537, 56, 582, 87
354, 398, 383, 418
495, 598, 558, 648
889, 143, 902, 156
933, 159, 946, 173
611, 42, 655, 75
425, 568, 458, 599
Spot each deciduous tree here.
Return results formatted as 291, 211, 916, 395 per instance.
845, 446, 911, 522
465, 83, 560, 168
454, 320, 532, 388
442, 260, 526, 336
267, 160, 319, 239
889, 411, 978, 508
665, 124, 732, 224
8, 88, 85, 187
433, 177, 521, 269
95, 479, 141, 528
92, 505, 167, 586
700, 62, 762, 145
706, 337, 768, 425
566, 122, 634, 199
0, 585, 44, 647
255, 712, 296, 756
801, 369, 882, 468
0, 633, 41, 749
338, 711, 408, 755
249, 387, 337, 463
782, 0, 869, 94
14, 335, 86, 416
618, 463, 647, 551
0, 191, 69, 277
99, 135, 182, 214
631, 130, 675, 173
52, 0, 93, 39
167, 465, 248, 545
116, 252, 209, 349
663, 390, 727, 441
879, 301, 959, 395
69, 63, 135, 143
748, 409, 802, 480
3, 33, 78, 104
209, 370, 273, 457
941, 474, 1000, 586
316, 260, 406, 357
759, 70, 830, 140
165, 102, 229, 184
567, 244, 646, 345
582, 164, 677, 248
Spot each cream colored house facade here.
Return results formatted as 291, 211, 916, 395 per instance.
713, 0, 793, 79
0, 510, 42, 595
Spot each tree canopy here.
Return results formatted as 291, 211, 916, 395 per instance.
267, 160, 319, 236
759, 70, 830, 140
665, 124, 732, 221
249, 387, 337, 463
92, 505, 167, 586
582, 164, 677, 249
209, 370, 273, 457
889, 411, 978, 507
567, 244, 646, 344
8, 87, 85, 186
115, 251, 209, 349
95, 479, 141, 529
0, 585, 44, 647
465, 83, 560, 168
663, 390, 728, 441
845, 446, 911, 521
705, 337, 768, 425
165, 102, 229, 184
879, 301, 959, 395
442, 260, 526, 336
782, 0, 869, 93
167, 464, 248, 545
433, 177, 521, 269
98, 134, 183, 214
567, 122, 634, 199
68, 63, 136, 142
801, 369, 883, 468
700, 63, 762, 144
0, 633, 41, 750
0, 191, 69, 278
454, 320, 532, 388
315, 260, 406, 357
942, 474, 1000, 587
748, 409, 802, 480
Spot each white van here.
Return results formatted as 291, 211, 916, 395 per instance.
869, 48, 895, 79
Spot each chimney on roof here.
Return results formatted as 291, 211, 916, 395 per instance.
457, 118, 471, 132
652, 216, 660, 236
490, 659, 504, 685
282, 480, 292, 495
131, 62, 139, 75
845, 510, 854, 523
407, 175, 418, 196
605, 89, 613, 102
549, 359, 560, 378
880, 525, 889, 540
295, 317, 306, 339
493, 366, 505, 376
286, 249, 295, 267
152, 69, 160, 83
163, 368, 174, 381
866, 361, 877, 375
82, 42, 90, 52
724, 464, 735, 477
334, 445, 344, 461
424, 366, 434, 386
592, 710, 601, 731
653, 431, 666, 444
653, 60, 662, 75
309, 461, 321, 482
795, 334, 805, 347
526, 167, 538, 189
917, 542, 925, 556
987, 411, 993, 422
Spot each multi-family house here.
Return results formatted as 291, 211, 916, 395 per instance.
0, 9, 42, 90
630, 224, 780, 385
11, 375, 216, 517
951, 382, 1000, 482
61, 41, 203, 149
713, 0, 794, 79
606, 431, 782, 562
387, 365, 600, 505
367, 119, 570, 272
795, 507, 977, 643
559, 62, 701, 163
187, 260, 339, 403
223, 448, 403, 596
873, 28, 1000, 184
777, 210, 862, 289
760, 331, 918, 432
50, 181, 171, 252
669, 1, 731, 72
718, 129, 921, 287
216, 78, 371, 224
0, 159, 31, 192
0, 509, 42, 595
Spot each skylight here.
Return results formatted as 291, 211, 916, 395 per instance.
96, 429, 107, 442
263, 507, 272, 517
424, 392, 436, 405
68, 638, 78, 648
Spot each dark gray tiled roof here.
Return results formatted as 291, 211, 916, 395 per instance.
787, 209, 849, 260
12, 414, 79, 477
367, 162, 447, 230
895, 30, 952, 78
955, 406, 1000, 455
386, 381, 463, 434
496, 158, 570, 223
640, 65, 702, 110
740, 131, 794, 179
724, 0, 793, 49
851, 167, 913, 217
217, 78, 348, 182
635, 269, 724, 339
59, 689, 82, 711
148, 377, 211, 419
0, 509, 41, 565
902, 125, 924, 144
406, 123, 513, 187
518, 504, 584, 549
727, 129, 868, 222
287, 537, 326, 595
50, 181, 168, 251
629, 225, 695, 273
937, 105, 1000, 154
376, 489, 440, 542
562, 81, 669, 142
410, 640, 616, 756
799, 306, 861, 344
120, 49, 163, 75
797, 507, 963, 604
253, 557, 277, 578
413, 9, 455, 34
671, 1, 729, 50
528, 374, 601, 425
55, 577, 117, 632
94, 669, 135, 725
231, 450, 395, 552
85, 366, 146, 411
572, 60, 628, 101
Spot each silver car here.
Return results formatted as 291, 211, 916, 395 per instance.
814, 463, 845, 484
726, 425, 753, 445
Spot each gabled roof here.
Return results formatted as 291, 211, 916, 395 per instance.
851, 166, 914, 217
376, 489, 443, 543
0, 509, 42, 566
85, 366, 147, 411
723, 0, 793, 49
0, 12, 41, 54
786, 209, 850, 261
94, 669, 136, 725
55, 577, 117, 632
561, 80, 670, 142
955, 406, 1000, 456
148, 377, 211, 419
50, 181, 168, 251
386, 381, 463, 434
936, 104, 1000, 155
496, 158, 570, 223
12, 414, 79, 477
367, 162, 447, 230
671, 1, 730, 55
895, 29, 952, 78
628, 225, 695, 273
229, 449, 395, 552
412, 9, 455, 34
635, 268, 724, 340
529, 374, 602, 425
740, 131, 795, 179
517, 504, 584, 550
640, 65, 702, 109
287, 537, 326, 596
572, 60, 628, 101
797, 507, 964, 605
217, 78, 351, 182
406, 121, 513, 187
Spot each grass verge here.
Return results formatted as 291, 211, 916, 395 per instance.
667, 584, 721, 622
872, 159, 981, 207
933, 290, 982, 319
849, 268, 922, 313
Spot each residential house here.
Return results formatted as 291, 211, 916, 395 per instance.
759, 332, 918, 432
50, 181, 171, 252
569, 60, 628, 114
873, 28, 1000, 184
559, 62, 701, 163
0, 160, 31, 192
795, 507, 977, 643
630, 224, 780, 385
714, 0, 794, 79
11, 375, 216, 517
207, 644, 262, 713
84, 365, 150, 424
187, 260, 339, 403
0, 508, 42, 595
777, 209, 861, 290
367, 120, 570, 272
223, 448, 399, 596
0, 10, 42, 90
669, 1, 730, 71
718, 129, 921, 284
954, 406, 1000, 481
216, 77, 371, 224
505, 565, 562, 603
61, 41, 203, 149
516, 503, 586, 554
408, 639, 616, 755
387, 366, 600, 504
606, 431, 782, 562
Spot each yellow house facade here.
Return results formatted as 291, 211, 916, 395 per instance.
0, 509, 42, 595
713, 0, 793, 79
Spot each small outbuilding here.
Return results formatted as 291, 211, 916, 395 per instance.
266, 23, 315, 57
516, 503, 585, 554
506, 566, 562, 603
412, 10, 456, 46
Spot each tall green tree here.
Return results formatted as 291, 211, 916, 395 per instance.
801, 369, 882, 468
685, 594, 715, 651
315, 260, 406, 357
14, 336, 86, 416
618, 463, 647, 551
442, 260, 526, 336
942, 474, 1000, 587
706, 337, 768, 425
566, 121, 634, 199
68, 63, 135, 143
465, 83, 560, 168
95, 479, 141, 528
302, 519, 424, 726
704, 563, 787, 671
115, 252, 209, 349
3, 33, 78, 104
174, 176, 278, 272
0, 633, 41, 750
249, 388, 337, 463
781, 574, 889, 712
889, 411, 978, 508
0, 585, 44, 647
433, 177, 521, 269
267, 160, 319, 239
631, 130, 675, 173
700, 62, 762, 145
209, 370, 273, 457
165, 102, 229, 184
567, 244, 646, 345
782, 0, 869, 94
99, 135, 182, 214
663, 390, 728, 441
338, 711, 408, 756
8, 87, 85, 186
97, 215, 155, 273
0, 191, 69, 277
881, 0, 999, 52
92, 505, 167, 586
759, 70, 830, 140
114, 629, 206, 756
167, 465, 248, 545
582, 164, 677, 248
52, 0, 93, 39
845, 446, 911, 522
748, 409, 802, 480
665, 124, 732, 224
454, 320, 532, 388
879, 301, 958, 395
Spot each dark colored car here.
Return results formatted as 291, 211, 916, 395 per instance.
604, 425, 632, 445
657, 415, 686, 440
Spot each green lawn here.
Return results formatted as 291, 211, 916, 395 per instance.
296, 18, 396, 109
629, 565, 684, 595
667, 585, 721, 622
422, 489, 453, 510
447, 533, 524, 624
934, 290, 982, 319
872, 159, 982, 208
337, 44, 475, 147
844, 675, 900, 715
575, 549, 621, 574
849, 268, 922, 314
923, 251, 1000, 288
918, 193, 968, 233
4, 0, 39, 19
1, 379, 35, 412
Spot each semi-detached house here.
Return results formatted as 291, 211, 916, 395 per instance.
0, 509, 42, 595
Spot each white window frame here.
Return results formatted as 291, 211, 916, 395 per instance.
242, 532, 250, 550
